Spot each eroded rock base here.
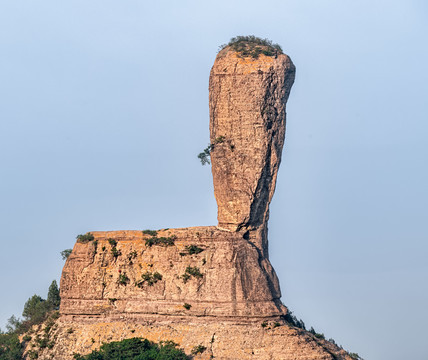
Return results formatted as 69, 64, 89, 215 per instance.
26, 318, 354, 360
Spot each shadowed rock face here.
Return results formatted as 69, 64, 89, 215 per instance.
209, 48, 295, 244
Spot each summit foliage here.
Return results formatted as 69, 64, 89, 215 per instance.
219, 35, 283, 58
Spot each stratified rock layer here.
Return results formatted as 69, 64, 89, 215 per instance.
209, 48, 295, 241
60, 229, 284, 321
32, 45, 361, 359
52, 228, 354, 359
25, 318, 354, 360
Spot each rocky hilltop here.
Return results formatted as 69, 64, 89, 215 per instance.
24, 39, 355, 359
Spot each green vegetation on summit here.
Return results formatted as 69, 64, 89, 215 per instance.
219, 35, 283, 58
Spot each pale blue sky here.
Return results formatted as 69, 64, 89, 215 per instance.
0, 1, 427, 359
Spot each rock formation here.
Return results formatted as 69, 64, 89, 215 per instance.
209, 47, 295, 257
60, 228, 285, 321
23, 41, 356, 360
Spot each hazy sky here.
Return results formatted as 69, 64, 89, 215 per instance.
1, 1, 427, 359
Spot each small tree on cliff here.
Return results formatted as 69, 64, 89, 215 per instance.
47, 280, 61, 310
61, 248, 72, 260
22, 295, 49, 324
0, 331, 23, 360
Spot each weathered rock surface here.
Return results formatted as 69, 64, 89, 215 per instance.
21, 44, 359, 360
209, 48, 295, 249
26, 317, 354, 360
60, 229, 284, 320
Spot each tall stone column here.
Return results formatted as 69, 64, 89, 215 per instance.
209, 45, 295, 253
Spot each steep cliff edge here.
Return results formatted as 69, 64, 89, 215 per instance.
60, 228, 284, 321
22, 39, 357, 360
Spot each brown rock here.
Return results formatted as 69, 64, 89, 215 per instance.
25, 317, 354, 360
26, 42, 360, 360
209, 47, 295, 253
60, 229, 284, 320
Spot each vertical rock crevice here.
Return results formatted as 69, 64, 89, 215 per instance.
209, 47, 296, 254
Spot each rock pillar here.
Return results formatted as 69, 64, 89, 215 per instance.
209, 46, 295, 252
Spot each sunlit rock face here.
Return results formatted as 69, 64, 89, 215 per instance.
36, 43, 354, 360
60, 228, 285, 320
209, 47, 295, 254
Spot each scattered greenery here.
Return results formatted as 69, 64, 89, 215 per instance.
92, 240, 98, 254
181, 266, 203, 283
128, 251, 138, 263
142, 230, 158, 236
61, 249, 72, 260
107, 239, 121, 258
197, 136, 226, 165
218, 35, 283, 59
34, 334, 49, 349
135, 271, 163, 287
22, 295, 50, 325
214, 136, 225, 144
67, 328, 74, 334
73, 337, 190, 360
179, 245, 204, 256
118, 273, 130, 286
145, 236, 176, 247
183, 303, 192, 310
76, 233, 94, 243
27, 349, 39, 359
284, 310, 306, 330
314, 332, 325, 339
47, 280, 60, 310
308, 326, 326, 340
0, 332, 23, 360
108, 238, 117, 247
0, 284, 61, 359
197, 146, 211, 165
260, 320, 282, 330
283, 309, 363, 358
111, 247, 122, 258
191, 344, 207, 355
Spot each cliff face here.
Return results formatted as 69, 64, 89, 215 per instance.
209, 49, 295, 254
26, 319, 354, 360
60, 228, 284, 321
24, 43, 357, 360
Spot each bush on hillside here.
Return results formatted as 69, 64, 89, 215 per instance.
73, 337, 190, 360
0, 332, 23, 360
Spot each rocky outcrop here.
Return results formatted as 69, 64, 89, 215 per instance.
26, 317, 354, 360
60, 229, 284, 321
21, 43, 358, 359
209, 48, 295, 254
